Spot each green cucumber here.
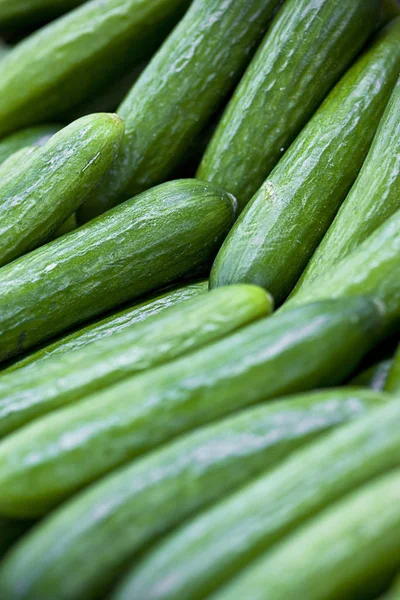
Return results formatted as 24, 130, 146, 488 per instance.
197, 0, 381, 211
0, 179, 235, 362
211, 469, 400, 600
0, 0, 86, 29
0, 147, 37, 179
0, 0, 191, 135
0, 518, 31, 561
123, 398, 400, 600
295, 75, 400, 291
210, 19, 400, 304
77, 0, 283, 223
3, 281, 208, 373
0, 285, 271, 438
382, 0, 400, 24
0, 296, 383, 517
0, 40, 9, 61
0, 113, 124, 267
0, 124, 61, 165
386, 346, 400, 394
387, 577, 400, 599
51, 213, 77, 240
0, 388, 388, 600
348, 358, 393, 390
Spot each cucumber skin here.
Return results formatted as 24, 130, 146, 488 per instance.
386, 346, 400, 394
4, 281, 208, 373
0, 285, 271, 438
0, 113, 124, 268
197, 0, 380, 211
210, 19, 400, 305
296, 75, 400, 291
0, 179, 235, 362
0, 124, 61, 165
0, 0, 86, 29
0, 147, 37, 179
77, 0, 283, 223
0, 296, 383, 518
0, 518, 31, 562
0, 389, 388, 600
123, 398, 400, 600
348, 358, 393, 391
51, 213, 77, 240
0, 0, 191, 135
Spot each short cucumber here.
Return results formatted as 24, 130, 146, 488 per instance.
210, 19, 400, 304
3, 281, 208, 373
0, 179, 235, 362
197, 0, 381, 211
348, 358, 393, 390
0, 0, 191, 134
0, 296, 383, 517
0, 388, 388, 600
296, 74, 400, 291
0, 0, 86, 29
77, 0, 283, 223
211, 469, 400, 600
386, 346, 400, 394
0, 285, 271, 438
0, 112, 124, 267
122, 399, 400, 600
0, 124, 61, 165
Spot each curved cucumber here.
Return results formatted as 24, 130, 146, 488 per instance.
0, 388, 388, 600
0, 285, 271, 438
0, 113, 124, 267
197, 0, 380, 211
296, 75, 400, 291
77, 0, 283, 223
122, 399, 400, 600
0, 0, 190, 135
348, 358, 393, 391
0, 124, 61, 166
0, 296, 383, 517
0, 179, 235, 362
386, 346, 400, 394
210, 19, 400, 304
0, 0, 86, 28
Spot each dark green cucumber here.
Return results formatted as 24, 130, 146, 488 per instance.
211, 469, 400, 600
386, 346, 400, 394
296, 75, 400, 291
210, 19, 400, 304
197, 0, 380, 211
0, 124, 61, 165
0, 518, 31, 561
0, 179, 235, 362
4, 281, 208, 373
382, 0, 400, 24
348, 358, 393, 390
0, 113, 124, 267
0, 285, 271, 438
51, 214, 77, 240
0, 296, 383, 517
77, 0, 283, 223
387, 577, 400, 599
0, 0, 191, 134
122, 399, 400, 600
0, 0, 86, 29
0, 388, 388, 600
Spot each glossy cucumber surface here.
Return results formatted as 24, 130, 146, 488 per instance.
0, 147, 37, 179
197, 0, 380, 210
210, 19, 400, 304
0, 124, 61, 165
386, 346, 400, 394
0, 179, 235, 362
0, 0, 86, 28
0, 388, 388, 600
348, 358, 393, 391
0, 296, 383, 517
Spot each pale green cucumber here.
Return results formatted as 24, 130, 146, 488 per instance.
0, 124, 61, 165
0, 147, 36, 179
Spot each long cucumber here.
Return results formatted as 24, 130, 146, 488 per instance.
0, 124, 61, 165
0, 0, 86, 29
210, 19, 400, 304
348, 358, 393, 390
386, 346, 400, 394
0, 388, 388, 600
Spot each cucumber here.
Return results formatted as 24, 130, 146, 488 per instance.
0, 124, 61, 165
0, 285, 271, 438
0, 296, 383, 517
0, 518, 31, 561
0, 0, 191, 135
387, 577, 400, 599
0, 147, 36, 179
0, 179, 235, 362
122, 398, 400, 600
211, 469, 400, 600
285, 208, 400, 334
0, 388, 388, 600
209, 19, 400, 304
197, 0, 381, 211
0, 112, 124, 268
0, 0, 86, 29
51, 213, 77, 240
386, 346, 400, 394
3, 281, 208, 373
77, 0, 283, 223
382, 0, 400, 24
0, 40, 9, 60
348, 358, 393, 390
295, 75, 400, 291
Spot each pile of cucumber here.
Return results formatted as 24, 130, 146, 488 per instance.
0, 0, 398, 598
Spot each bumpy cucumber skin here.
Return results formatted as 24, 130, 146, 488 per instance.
0, 0, 191, 135
0, 389, 388, 600
0, 285, 272, 438
4, 281, 208, 373
51, 213, 77, 240
296, 75, 400, 291
0, 147, 37, 179
349, 358, 393, 391
0, 0, 86, 28
213, 470, 400, 600
386, 346, 400, 394
0, 296, 383, 518
122, 399, 400, 600
0, 124, 61, 165
0, 179, 235, 362
77, 0, 283, 223
0, 113, 124, 267
210, 19, 400, 304
197, 0, 380, 211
